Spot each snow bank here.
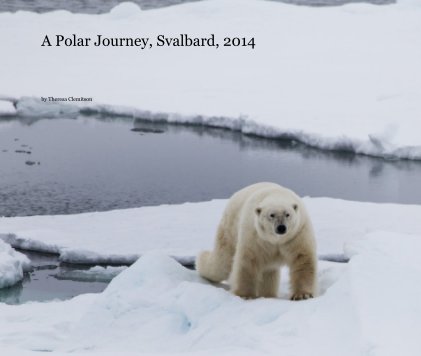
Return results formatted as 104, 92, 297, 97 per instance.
59, 255, 351, 354
0, 293, 97, 352
1, 197, 421, 265
0, 232, 420, 354
0, 0, 420, 159
343, 231, 421, 356
0, 240, 31, 289
55, 266, 127, 283
57, 231, 420, 355
15, 96, 79, 118
0, 100, 16, 116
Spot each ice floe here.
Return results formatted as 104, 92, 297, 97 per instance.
1, 232, 419, 355
0, 0, 420, 160
0, 239, 31, 289
1, 197, 421, 265
0, 100, 16, 116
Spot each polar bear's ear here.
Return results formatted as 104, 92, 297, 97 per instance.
255, 207, 262, 215
293, 204, 298, 211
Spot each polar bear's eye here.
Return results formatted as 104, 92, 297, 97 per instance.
286, 213, 290, 218
269, 213, 275, 218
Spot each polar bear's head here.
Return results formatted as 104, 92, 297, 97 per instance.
254, 198, 301, 244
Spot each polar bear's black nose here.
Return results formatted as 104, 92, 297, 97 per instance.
276, 224, 287, 235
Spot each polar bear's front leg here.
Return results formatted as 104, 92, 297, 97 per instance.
289, 253, 317, 301
231, 249, 259, 299
257, 269, 280, 298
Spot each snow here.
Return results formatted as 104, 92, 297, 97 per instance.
0, 239, 31, 289
0, 0, 420, 159
343, 232, 421, 356
1, 197, 421, 265
15, 96, 79, 118
1, 232, 420, 355
55, 266, 127, 283
0, 198, 420, 354
0, 100, 16, 116
0, 293, 97, 352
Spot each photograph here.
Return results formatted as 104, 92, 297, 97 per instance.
0, 0, 420, 355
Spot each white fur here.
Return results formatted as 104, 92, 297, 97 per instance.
197, 182, 317, 300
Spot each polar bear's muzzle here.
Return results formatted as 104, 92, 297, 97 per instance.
276, 224, 287, 235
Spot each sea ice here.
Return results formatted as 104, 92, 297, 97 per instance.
1, 197, 421, 265
0, 239, 31, 289
0, 0, 420, 159
55, 265, 127, 283
0, 100, 16, 116
54, 232, 420, 355
0, 201, 420, 355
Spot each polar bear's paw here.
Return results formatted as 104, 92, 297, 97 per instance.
290, 292, 314, 301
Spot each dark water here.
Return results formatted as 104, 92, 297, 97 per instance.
1, 114, 421, 218
0, 250, 108, 304
0, 0, 394, 14
0, 248, 348, 304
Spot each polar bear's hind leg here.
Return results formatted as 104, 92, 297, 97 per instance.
196, 224, 235, 283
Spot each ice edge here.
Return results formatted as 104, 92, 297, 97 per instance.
2, 96, 420, 161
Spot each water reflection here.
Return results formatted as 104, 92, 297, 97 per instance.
0, 281, 23, 304
134, 117, 421, 180
0, 250, 107, 304
1, 114, 421, 217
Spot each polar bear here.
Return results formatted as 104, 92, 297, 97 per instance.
196, 182, 317, 300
